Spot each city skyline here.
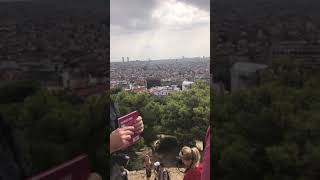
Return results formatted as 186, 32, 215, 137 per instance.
110, 0, 210, 61
110, 56, 210, 62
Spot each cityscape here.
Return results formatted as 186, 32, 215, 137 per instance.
111, 57, 210, 96
1, 0, 320, 180
213, 0, 320, 93
0, 1, 108, 97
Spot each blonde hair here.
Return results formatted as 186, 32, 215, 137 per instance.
179, 146, 201, 169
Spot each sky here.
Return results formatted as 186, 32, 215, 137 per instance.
110, 0, 210, 61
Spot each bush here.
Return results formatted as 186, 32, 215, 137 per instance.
0, 80, 41, 104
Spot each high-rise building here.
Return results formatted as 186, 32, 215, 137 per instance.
127, 57, 129, 62
122, 57, 124, 63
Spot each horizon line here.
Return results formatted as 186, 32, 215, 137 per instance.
110, 56, 210, 62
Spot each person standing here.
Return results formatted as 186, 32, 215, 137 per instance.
179, 146, 202, 180
154, 162, 170, 180
144, 155, 152, 180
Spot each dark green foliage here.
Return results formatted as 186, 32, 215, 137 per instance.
157, 137, 178, 153
112, 81, 210, 171
0, 80, 41, 104
214, 59, 320, 180
0, 78, 209, 176
0, 84, 108, 179
113, 81, 210, 147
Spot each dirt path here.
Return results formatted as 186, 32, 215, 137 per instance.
128, 167, 184, 180
130, 146, 184, 179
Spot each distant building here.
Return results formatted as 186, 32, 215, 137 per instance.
62, 71, 70, 88
0, 61, 19, 71
75, 84, 107, 97
146, 79, 161, 89
161, 79, 173, 86
115, 80, 130, 89
16, 71, 63, 92
182, 81, 194, 90
128, 86, 148, 94
127, 57, 129, 62
230, 62, 267, 92
122, 57, 125, 63
271, 41, 320, 69
149, 85, 180, 96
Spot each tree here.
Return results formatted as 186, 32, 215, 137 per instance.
214, 59, 320, 179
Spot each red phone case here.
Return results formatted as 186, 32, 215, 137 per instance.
117, 111, 140, 145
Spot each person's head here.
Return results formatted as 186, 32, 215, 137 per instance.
124, 155, 130, 166
154, 161, 160, 171
179, 146, 201, 170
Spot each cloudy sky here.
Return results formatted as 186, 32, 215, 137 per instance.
110, 0, 210, 61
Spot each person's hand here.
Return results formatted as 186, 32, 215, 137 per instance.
110, 126, 134, 153
133, 116, 144, 134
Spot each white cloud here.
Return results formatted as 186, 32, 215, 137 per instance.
152, 0, 209, 28
110, 0, 210, 61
